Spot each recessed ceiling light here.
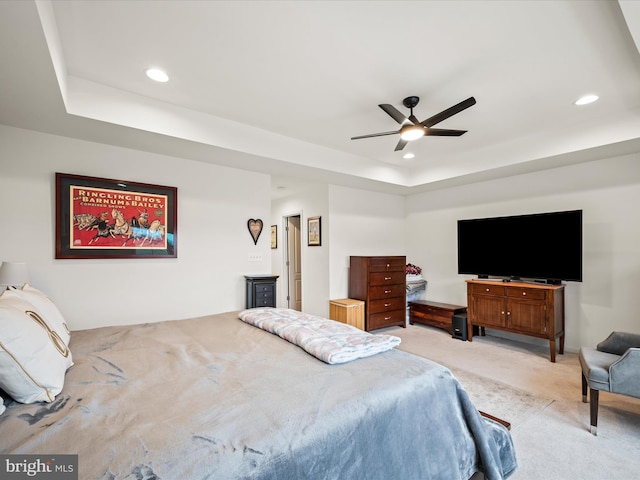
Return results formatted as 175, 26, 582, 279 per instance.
145, 68, 169, 83
575, 94, 598, 106
403, 153, 415, 159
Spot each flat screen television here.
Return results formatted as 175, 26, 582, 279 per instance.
457, 209, 582, 283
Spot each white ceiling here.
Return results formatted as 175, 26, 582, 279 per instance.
1, 1, 640, 197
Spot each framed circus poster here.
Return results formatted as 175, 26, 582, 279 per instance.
55, 172, 177, 259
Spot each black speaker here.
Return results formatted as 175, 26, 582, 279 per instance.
452, 312, 469, 341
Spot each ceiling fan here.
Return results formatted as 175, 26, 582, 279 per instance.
351, 96, 476, 151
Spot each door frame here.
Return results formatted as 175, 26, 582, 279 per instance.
283, 212, 302, 310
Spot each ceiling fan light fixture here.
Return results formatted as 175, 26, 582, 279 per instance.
400, 125, 425, 141
351, 96, 475, 151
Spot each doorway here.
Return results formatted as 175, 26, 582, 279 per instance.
285, 215, 302, 311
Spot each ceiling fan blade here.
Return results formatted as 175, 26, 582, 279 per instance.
408, 114, 420, 125
420, 97, 476, 128
351, 130, 399, 140
425, 128, 468, 136
379, 104, 409, 125
394, 138, 408, 151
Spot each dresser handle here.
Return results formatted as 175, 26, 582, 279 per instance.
384, 316, 391, 320
486, 288, 490, 292
384, 303, 391, 307
384, 276, 392, 280
384, 290, 391, 294
522, 292, 527, 296
386, 263, 390, 268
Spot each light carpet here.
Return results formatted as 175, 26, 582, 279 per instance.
383, 323, 640, 480
446, 366, 553, 430
389, 326, 553, 429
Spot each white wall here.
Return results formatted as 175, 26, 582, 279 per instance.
270, 184, 406, 318
405, 153, 640, 350
0, 125, 272, 330
271, 183, 329, 316
328, 185, 406, 300
4, 123, 639, 352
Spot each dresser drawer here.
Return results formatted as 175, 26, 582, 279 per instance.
369, 257, 405, 272
370, 271, 405, 286
255, 296, 274, 306
255, 284, 274, 295
370, 284, 405, 299
470, 283, 505, 296
368, 309, 406, 330
506, 287, 545, 301
369, 296, 406, 314
256, 289, 273, 301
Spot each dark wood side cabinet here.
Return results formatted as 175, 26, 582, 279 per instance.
466, 279, 565, 362
349, 256, 406, 331
409, 300, 467, 334
245, 275, 279, 308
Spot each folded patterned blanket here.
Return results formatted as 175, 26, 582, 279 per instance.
406, 280, 427, 292
406, 273, 424, 282
238, 308, 401, 364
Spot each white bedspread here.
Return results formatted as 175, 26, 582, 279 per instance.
238, 308, 401, 364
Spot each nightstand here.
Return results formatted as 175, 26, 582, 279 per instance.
245, 275, 279, 308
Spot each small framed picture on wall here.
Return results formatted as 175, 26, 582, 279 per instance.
307, 216, 321, 246
271, 225, 277, 249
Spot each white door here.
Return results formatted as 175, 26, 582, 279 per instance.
286, 215, 302, 311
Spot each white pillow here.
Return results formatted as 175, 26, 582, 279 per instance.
0, 293, 73, 403
0, 394, 5, 415
8, 283, 71, 346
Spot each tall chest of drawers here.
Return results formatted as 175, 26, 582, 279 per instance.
349, 256, 406, 331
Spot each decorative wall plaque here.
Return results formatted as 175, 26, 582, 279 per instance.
247, 219, 263, 245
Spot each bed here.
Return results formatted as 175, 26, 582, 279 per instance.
0, 308, 517, 479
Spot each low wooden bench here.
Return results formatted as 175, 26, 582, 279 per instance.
408, 300, 467, 334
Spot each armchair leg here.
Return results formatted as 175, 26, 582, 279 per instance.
589, 388, 599, 436
581, 372, 588, 403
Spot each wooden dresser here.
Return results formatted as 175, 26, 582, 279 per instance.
466, 279, 565, 362
349, 256, 406, 331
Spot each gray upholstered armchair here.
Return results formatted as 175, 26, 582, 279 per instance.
579, 332, 640, 435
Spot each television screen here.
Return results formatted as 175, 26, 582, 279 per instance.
457, 210, 582, 282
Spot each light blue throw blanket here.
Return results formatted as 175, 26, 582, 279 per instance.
0, 311, 517, 479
